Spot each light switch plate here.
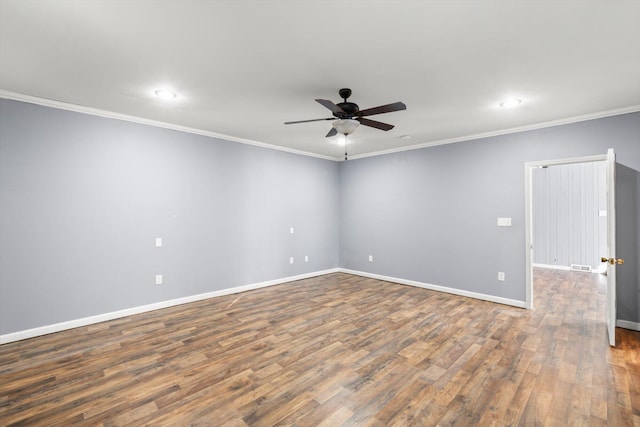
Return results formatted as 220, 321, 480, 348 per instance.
497, 217, 512, 227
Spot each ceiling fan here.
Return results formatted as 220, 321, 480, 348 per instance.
284, 88, 407, 138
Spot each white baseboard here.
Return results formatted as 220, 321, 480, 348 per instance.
532, 263, 571, 271
617, 319, 640, 332
339, 269, 527, 309
0, 268, 340, 344
533, 263, 606, 274
11, 267, 628, 344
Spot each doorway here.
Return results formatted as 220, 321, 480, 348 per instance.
525, 149, 623, 346
524, 150, 617, 345
531, 160, 607, 273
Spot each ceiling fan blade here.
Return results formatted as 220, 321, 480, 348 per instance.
325, 127, 338, 138
316, 99, 345, 115
356, 117, 395, 131
284, 118, 334, 125
356, 102, 406, 117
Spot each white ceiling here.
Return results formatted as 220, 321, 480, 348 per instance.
1, 0, 639, 160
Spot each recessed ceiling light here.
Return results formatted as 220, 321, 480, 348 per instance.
400, 135, 412, 140
499, 98, 522, 108
154, 89, 177, 100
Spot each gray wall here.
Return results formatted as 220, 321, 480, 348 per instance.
532, 162, 607, 269
2, 98, 639, 336
340, 112, 640, 323
0, 99, 340, 335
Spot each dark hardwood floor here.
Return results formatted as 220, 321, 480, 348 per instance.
1, 269, 639, 426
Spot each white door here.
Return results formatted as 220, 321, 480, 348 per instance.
604, 148, 618, 347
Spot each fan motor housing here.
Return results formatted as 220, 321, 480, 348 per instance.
336, 102, 359, 118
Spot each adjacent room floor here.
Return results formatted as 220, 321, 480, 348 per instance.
1, 269, 638, 425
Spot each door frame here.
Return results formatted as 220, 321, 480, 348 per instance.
524, 153, 607, 310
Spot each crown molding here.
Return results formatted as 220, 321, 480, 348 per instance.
346, 104, 640, 161
3, 89, 638, 163
0, 90, 341, 162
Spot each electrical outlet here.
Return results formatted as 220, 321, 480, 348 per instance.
290, 227, 294, 234
289, 257, 294, 264
369, 255, 373, 262
155, 274, 163, 285
498, 272, 505, 281
155, 237, 162, 247
305, 255, 309, 262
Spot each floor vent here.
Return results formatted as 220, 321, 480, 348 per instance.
570, 264, 592, 273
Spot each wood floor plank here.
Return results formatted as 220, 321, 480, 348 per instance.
1, 269, 639, 425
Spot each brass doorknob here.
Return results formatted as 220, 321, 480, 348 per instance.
601, 257, 624, 265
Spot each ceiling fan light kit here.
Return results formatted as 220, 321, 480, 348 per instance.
332, 119, 360, 135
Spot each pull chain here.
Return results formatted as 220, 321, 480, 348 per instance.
344, 134, 348, 161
